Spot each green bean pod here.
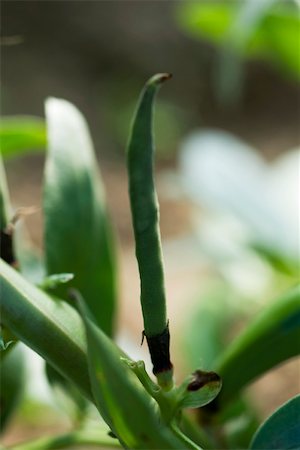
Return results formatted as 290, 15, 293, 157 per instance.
127, 74, 170, 337
127, 74, 173, 386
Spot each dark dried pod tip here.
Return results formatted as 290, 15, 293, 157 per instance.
187, 370, 221, 392
145, 324, 173, 375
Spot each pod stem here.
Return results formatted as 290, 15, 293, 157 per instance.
127, 74, 173, 388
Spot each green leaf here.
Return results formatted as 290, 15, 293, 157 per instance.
0, 344, 25, 432
77, 295, 201, 449
0, 258, 92, 402
250, 395, 300, 449
44, 98, 117, 337
0, 117, 46, 158
214, 285, 300, 406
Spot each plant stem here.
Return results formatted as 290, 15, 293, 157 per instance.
8, 429, 121, 450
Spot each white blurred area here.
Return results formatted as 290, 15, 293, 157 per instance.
179, 129, 299, 264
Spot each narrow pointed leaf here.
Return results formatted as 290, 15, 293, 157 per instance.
214, 286, 300, 406
0, 259, 92, 401
250, 395, 300, 449
44, 98, 116, 336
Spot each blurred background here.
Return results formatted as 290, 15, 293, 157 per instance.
1, 0, 299, 447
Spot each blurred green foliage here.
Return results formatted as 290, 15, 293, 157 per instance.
44, 98, 117, 337
0, 118, 46, 158
177, 0, 300, 79
176, 0, 300, 104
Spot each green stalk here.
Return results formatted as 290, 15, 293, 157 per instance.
127, 74, 173, 389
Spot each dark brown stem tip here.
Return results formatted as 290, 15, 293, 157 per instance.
187, 370, 221, 392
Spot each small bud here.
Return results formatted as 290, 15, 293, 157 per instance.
187, 370, 221, 391
177, 369, 222, 409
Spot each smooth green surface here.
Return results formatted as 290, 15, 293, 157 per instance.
0, 259, 92, 401
79, 298, 201, 449
215, 285, 300, 406
44, 98, 117, 336
250, 395, 300, 449
0, 117, 46, 158
0, 344, 25, 432
127, 74, 170, 337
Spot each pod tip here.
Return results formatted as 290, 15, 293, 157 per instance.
147, 73, 173, 87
